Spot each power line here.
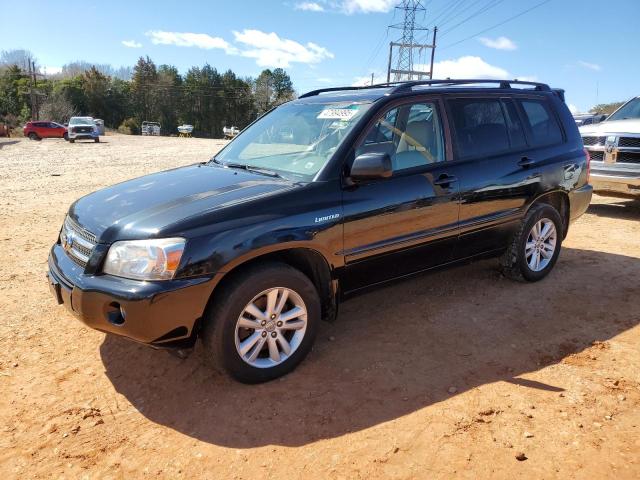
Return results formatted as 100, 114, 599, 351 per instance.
438, 0, 507, 39
440, 0, 553, 50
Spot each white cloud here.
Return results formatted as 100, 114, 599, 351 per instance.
578, 60, 601, 71
146, 30, 237, 54
339, 0, 396, 14
233, 29, 333, 67
292, 0, 395, 14
42, 66, 62, 75
351, 70, 384, 86
478, 36, 517, 51
295, 2, 325, 11
316, 77, 333, 83
122, 40, 142, 48
430, 56, 510, 79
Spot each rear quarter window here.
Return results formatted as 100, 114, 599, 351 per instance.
518, 99, 564, 147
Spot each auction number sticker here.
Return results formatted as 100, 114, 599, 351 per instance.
317, 106, 360, 120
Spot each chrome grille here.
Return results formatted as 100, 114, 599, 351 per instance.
589, 151, 604, 162
617, 152, 640, 164
60, 216, 97, 267
619, 137, 640, 148
582, 136, 606, 146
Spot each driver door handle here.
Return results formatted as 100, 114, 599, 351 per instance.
433, 174, 458, 186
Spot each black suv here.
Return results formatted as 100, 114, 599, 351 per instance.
47, 79, 592, 383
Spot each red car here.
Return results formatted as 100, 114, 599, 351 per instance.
23, 121, 68, 141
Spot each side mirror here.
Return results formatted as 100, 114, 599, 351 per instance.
350, 152, 393, 182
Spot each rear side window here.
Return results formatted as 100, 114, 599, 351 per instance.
447, 98, 511, 158
519, 99, 563, 147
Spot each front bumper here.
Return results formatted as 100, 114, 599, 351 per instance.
69, 130, 99, 140
590, 170, 640, 198
47, 244, 217, 347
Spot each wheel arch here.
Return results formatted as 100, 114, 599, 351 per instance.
202, 247, 338, 333
529, 190, 570, 238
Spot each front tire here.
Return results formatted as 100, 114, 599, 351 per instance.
63, 133, 68, 141
69, 139, 75, 143
202, 262, 320, 383
94, 137, 100, 143
500, 203, 563, 282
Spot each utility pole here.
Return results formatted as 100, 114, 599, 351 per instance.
386, 0, 436, 82
371, 72, 375, 85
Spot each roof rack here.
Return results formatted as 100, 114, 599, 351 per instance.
299, 79, 551, 98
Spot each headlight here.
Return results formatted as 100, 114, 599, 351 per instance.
103, 238, 185, 281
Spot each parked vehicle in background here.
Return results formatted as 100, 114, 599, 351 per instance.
142, 121, 161, 136
223, 126, 239, 139
573, 113, 607, 127
68, 117, 99, 143
178, 124, 193, 137
94, 119, 105, 135
23, 121, 68, 141
580, 96, 640, 199
47, 79, 592, 383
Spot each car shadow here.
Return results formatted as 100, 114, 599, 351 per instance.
588, 198, 640, 219
0, 140, 20, 149
100, 247, 640, 448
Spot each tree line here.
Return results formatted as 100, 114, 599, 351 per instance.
0, 50, 296, 138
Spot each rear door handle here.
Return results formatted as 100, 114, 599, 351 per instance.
518, 156, 535, 167
433, 174, 458, 186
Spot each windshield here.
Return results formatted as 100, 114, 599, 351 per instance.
607, 98, 640, 121
69, 117, 94, 125
213, 100, 372, 180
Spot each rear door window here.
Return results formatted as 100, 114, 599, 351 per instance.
518, 99, 563, 147
447, 98, 511, 158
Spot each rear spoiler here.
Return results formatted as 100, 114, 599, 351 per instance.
552, 88, 565, 102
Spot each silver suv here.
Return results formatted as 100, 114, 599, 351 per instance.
68, 116, 99, 143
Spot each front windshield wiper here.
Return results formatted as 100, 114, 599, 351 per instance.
214, 159, 285, 179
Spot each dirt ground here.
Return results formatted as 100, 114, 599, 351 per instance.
1, 134, 639, 479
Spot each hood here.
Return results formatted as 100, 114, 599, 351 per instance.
69, 164, 298, 242
579, 118, 640, 135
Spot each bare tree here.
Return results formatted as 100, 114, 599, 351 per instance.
40, 92, 77, 124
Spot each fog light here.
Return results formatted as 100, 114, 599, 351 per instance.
107, 302, 126, 326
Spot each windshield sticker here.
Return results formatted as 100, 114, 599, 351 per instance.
317, 106, 360, 121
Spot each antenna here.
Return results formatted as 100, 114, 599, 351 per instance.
386, 1, 437, 82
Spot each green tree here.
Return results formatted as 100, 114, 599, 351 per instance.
81, 66, 110, 119
131, 56, 159, 123
590, 101, 626, 115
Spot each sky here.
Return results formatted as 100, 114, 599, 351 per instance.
2, 0, 639, 113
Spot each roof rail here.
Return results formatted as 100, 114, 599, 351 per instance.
299, 79, 551, 99
298, 82, 405, 99
389, 79, 551, 94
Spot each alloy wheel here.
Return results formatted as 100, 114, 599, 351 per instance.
234, 287, 308, 368
525, 218, 557, 272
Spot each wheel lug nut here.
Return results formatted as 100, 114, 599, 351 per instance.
270, 314, 276, 319
277, 321, 283, 327
271, 332, 277, 338
261, 331, 267, 337
261, 320, 266, 326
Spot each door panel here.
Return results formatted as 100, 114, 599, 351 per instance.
341, 167, 461, 292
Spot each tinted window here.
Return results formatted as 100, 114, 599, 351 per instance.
502, 100, 527, 149
519, 99, 563, 147
356, 102, 445, 172
448, 98, 510, 157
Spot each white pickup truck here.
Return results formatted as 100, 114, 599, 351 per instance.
580, 96, 640, 199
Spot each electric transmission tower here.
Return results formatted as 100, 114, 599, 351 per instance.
386, 0, 437, 82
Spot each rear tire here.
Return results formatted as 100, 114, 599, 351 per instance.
28, 132, 39, 141
500, 203, 563, 282
69, 139, 75, 143
94, 137, 100, 143
202, 262, 320, 383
